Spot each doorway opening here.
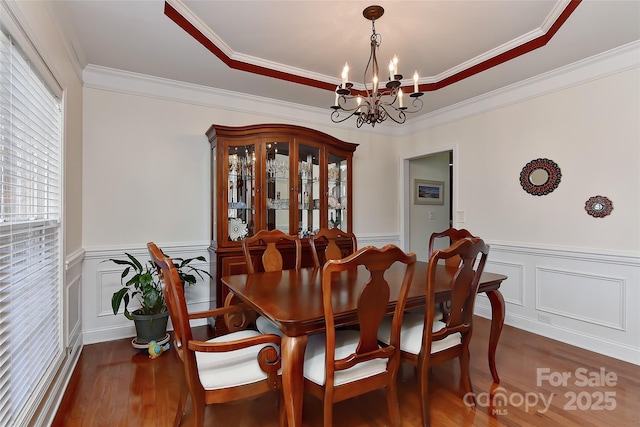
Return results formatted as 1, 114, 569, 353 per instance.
403, 149, 454, 261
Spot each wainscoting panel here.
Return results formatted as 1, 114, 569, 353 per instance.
483, 260, 525, 307
474, 242, 639, 365
80, 239, 639, 364
34, 249, 86, 427
536, 267, 625, 330
65, 248, 84, 349
82, 243, 211, 344
96, 268, 124, 317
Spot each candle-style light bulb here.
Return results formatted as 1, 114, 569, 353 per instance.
373, 75, 378, 94
398, 88, 403, 108
357, 95, 362, 112
393, 56, 398, 75
334, 86, 339, 106
389, 60, 394, 80
341, 63, 349, 88
413, 71, 419, 93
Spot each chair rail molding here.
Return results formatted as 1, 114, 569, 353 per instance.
488, 241, 640, 266
356, 233, 401, 249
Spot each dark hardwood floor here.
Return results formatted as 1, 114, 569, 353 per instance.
52, 317, 639, 426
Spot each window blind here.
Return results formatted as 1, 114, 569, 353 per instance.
0, 28, 62, 426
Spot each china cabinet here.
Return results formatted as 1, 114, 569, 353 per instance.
206, 124, 358, 332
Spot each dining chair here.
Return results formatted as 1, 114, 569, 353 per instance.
240, 229, 302, 336
242, 229, 302, 273
147, 242, 284, 427
428, 227, 477, 266
377, 237, 489, 427
303, 244, 416, 427
309, 227, 358, 268
426, 227, 478, 322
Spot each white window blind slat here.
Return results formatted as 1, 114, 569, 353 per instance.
0, 26, 62, 427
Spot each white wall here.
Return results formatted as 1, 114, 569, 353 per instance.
398, 67, 640, 363
80, 62, 640, 364
76, 36, 640, 365
81, 85, 401, 248
80, 75, 402, 342
414, 69, 639, 251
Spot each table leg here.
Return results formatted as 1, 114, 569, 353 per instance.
485, 289, 505, 384
281, 334, 308, 427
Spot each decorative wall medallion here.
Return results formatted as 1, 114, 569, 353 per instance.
585, 195, 613, 218
519, 158, 562, 196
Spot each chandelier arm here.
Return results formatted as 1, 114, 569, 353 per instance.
331, 108, 360, 124
379, 105, 406, 124
399, 95, 424, 114
337, 95, 363, 112
378, 88, 397, 107
410, 96, 424, 111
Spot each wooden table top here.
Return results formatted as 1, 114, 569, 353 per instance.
222, 261, 507, 336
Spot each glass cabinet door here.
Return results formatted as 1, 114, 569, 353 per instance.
264, 140, 291, 233
327, 152, 348, 231
227, 142, 256, 241
297, 144, 321, 238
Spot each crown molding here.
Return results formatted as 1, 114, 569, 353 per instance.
82, 40, 639, 137
82, 64, 335, 127
409, 40, 640, 133
426, 0, 572, 84
165, 0, 580, 94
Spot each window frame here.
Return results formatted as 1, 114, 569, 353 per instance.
0, 8, 65, 426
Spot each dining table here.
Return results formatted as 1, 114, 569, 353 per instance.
221, 261, 507, 427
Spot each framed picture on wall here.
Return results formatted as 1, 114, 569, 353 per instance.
414, 179, 444, 205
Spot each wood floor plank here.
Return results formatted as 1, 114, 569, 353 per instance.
52, 317, 638, 426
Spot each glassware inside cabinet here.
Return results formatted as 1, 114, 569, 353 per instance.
327, 153, 348, 232
265, 141, 290, 232
298, 144, 320, 238
227, 144, 256, 241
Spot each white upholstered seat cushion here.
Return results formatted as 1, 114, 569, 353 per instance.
405, 305, 444, 321
256, 315, 283, 337
303, 330, 389, 386
377, 313, 461, 355
195, 329, 277, 390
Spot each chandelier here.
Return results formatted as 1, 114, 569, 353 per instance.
331, 5, 423, 128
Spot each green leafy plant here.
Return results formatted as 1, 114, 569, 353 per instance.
105, 252, 211, 320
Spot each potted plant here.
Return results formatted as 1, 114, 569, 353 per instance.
105, 251, 212, 344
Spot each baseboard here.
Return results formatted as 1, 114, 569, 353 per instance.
475, 304, 640, 366
82, 317, 208, 345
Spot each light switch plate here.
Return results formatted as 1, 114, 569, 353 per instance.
456, 210, 465, 223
